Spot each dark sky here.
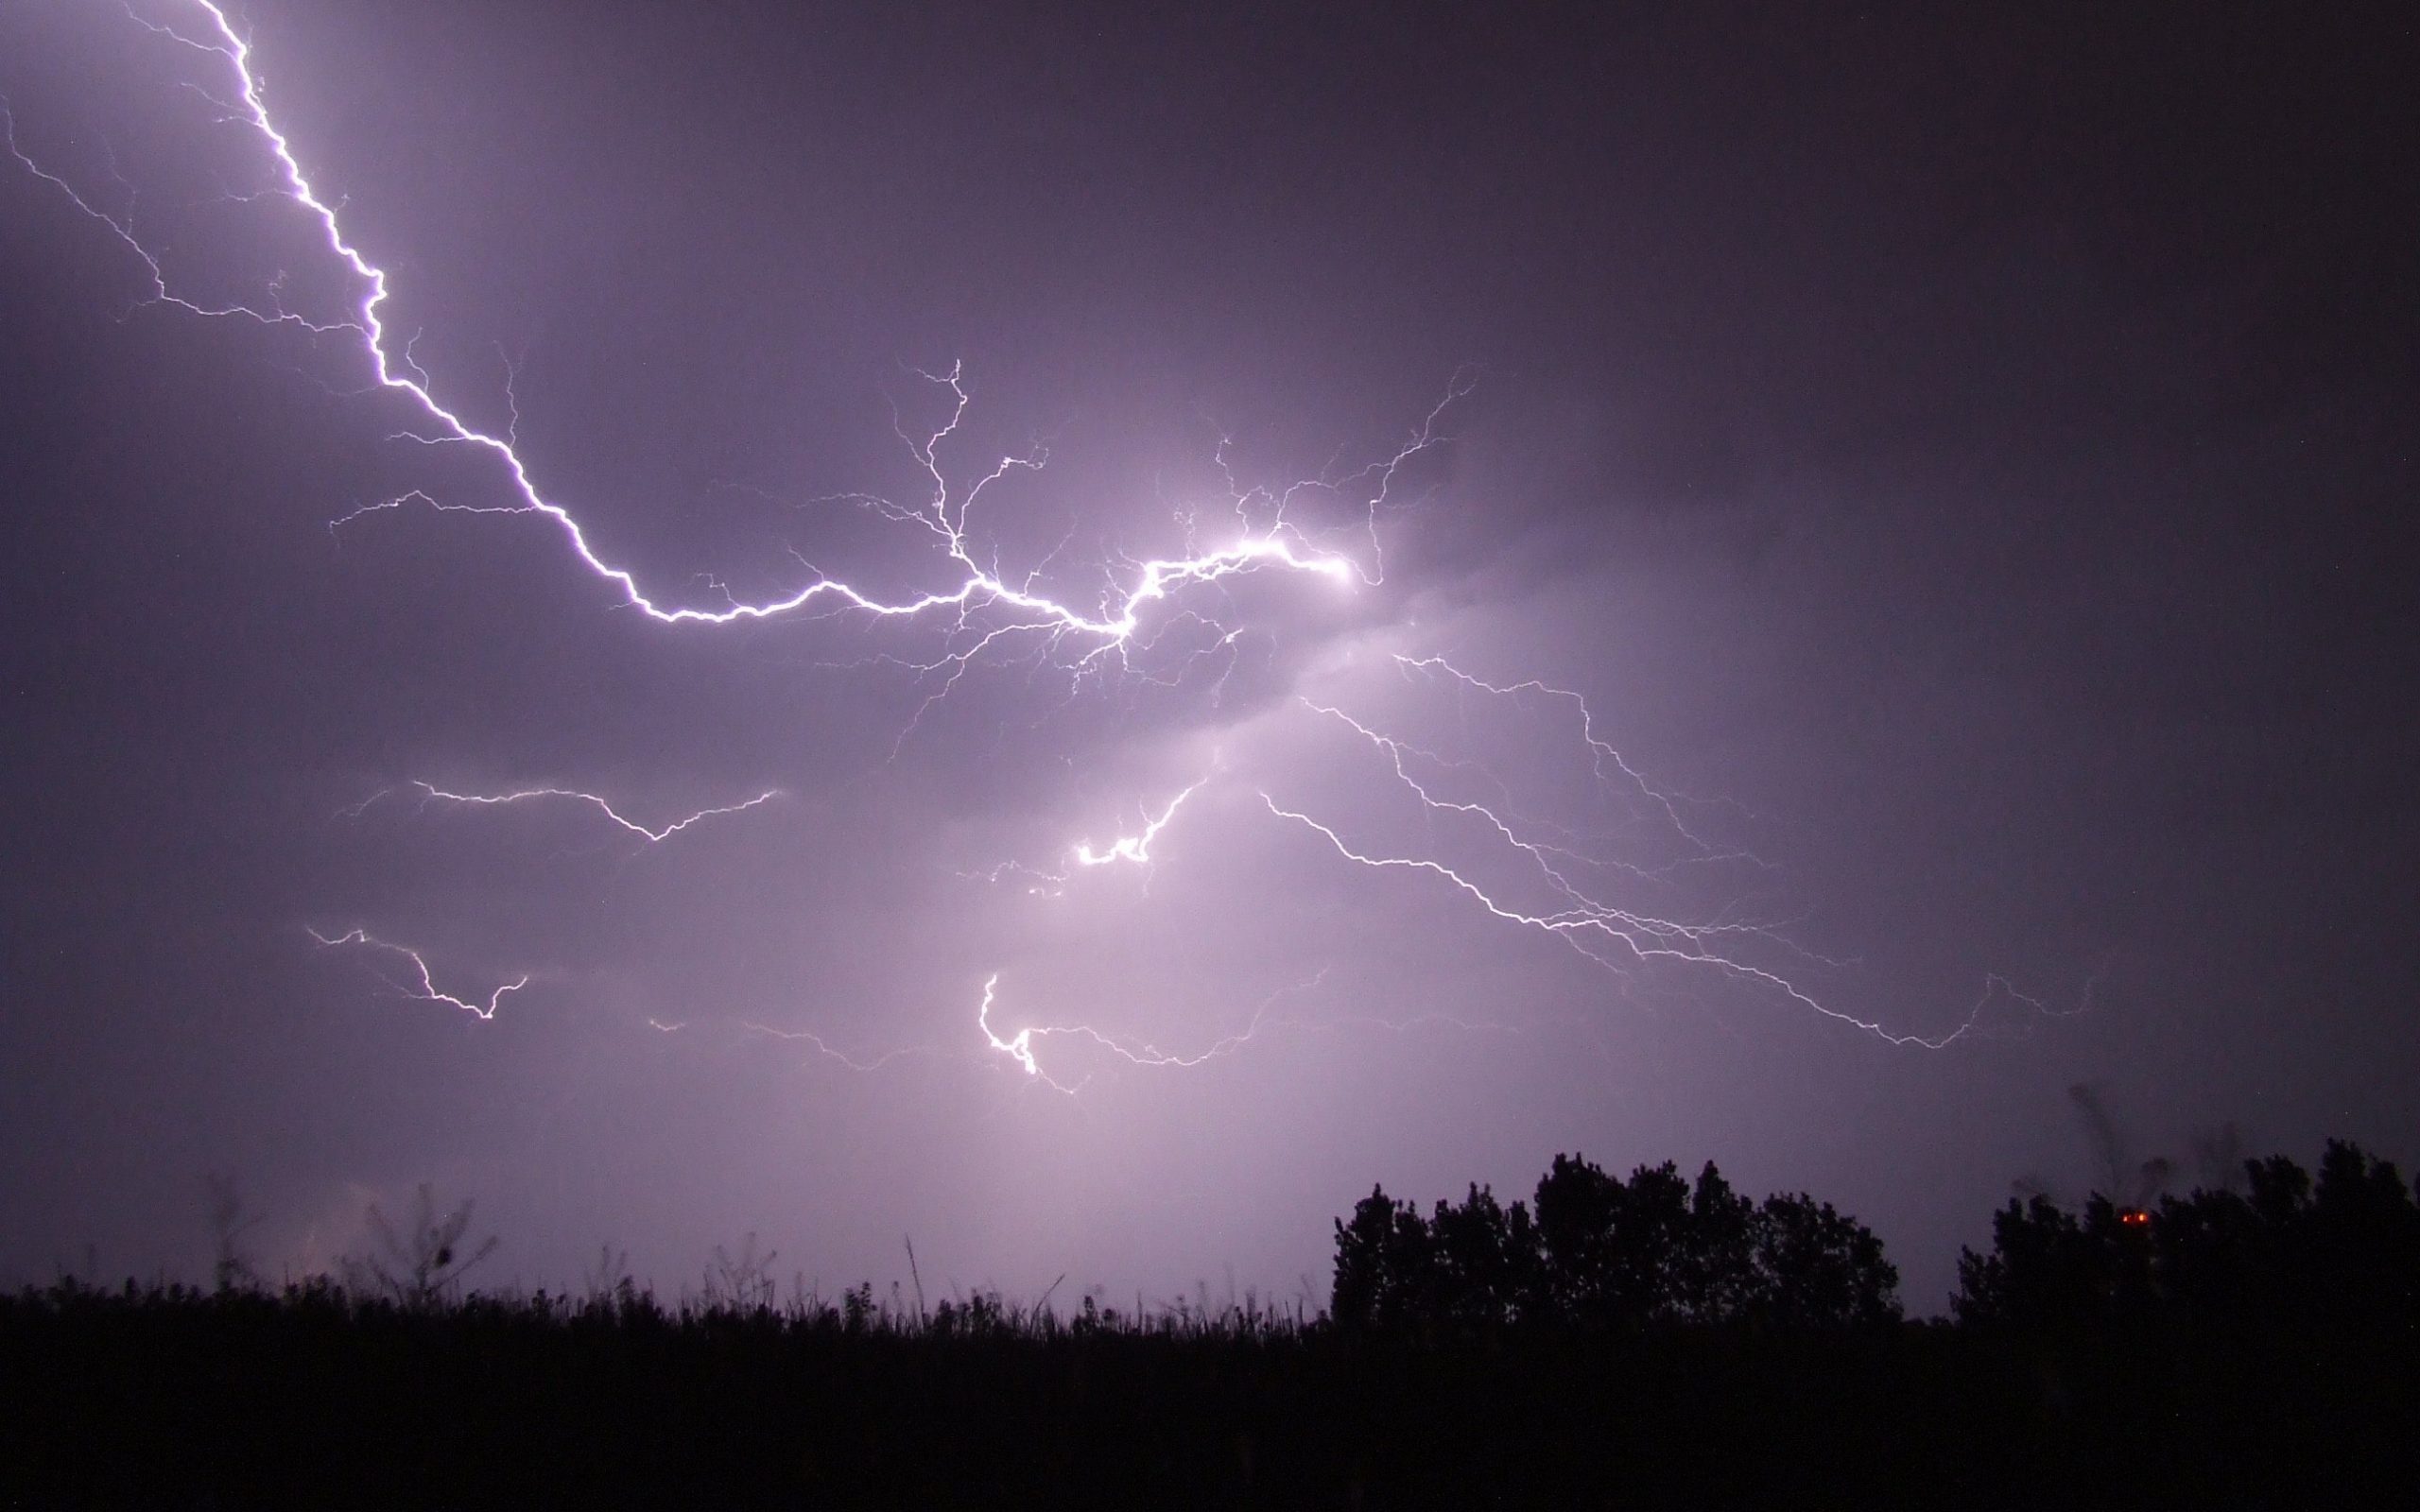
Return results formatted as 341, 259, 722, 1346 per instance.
2, 0, 2412, 1314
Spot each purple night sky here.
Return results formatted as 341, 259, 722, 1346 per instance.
2, 1, 2411, 1314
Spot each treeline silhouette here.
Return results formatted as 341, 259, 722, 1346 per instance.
1332, 1156, 1898, 1332
1956, 1139, 2419, 1338
2, 1141, 2412, 1508
1329, 1141, 2420, 1346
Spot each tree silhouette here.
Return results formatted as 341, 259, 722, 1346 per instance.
1952, 1194, 2148, 1332
1750, 1192, 1901, 1331
1953, 1140, 2418, 1337
1428, 1182, 1534, 1327
1532, 1157, 1665, 1322
1331, 1186, 1438, 1330
1332, 1154, 1901, 1331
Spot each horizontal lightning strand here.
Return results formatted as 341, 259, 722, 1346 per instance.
348, 781, 782, 843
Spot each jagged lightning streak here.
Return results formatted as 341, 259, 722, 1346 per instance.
8, 0, 1464, 681
974, 973, 1078, 1091
980, 969, 1305, 1084
1389, 655, 1772, 869
348, 781, 782, 844
308, 927, 527, 1020
729, 970, 1516, 1089
1071, 779, 1202, 868
740, 1022, 927, 1074
965, 778, 1209, 894
1261, 663, 2017, 1049
970, 969, 1521, 1088
8, 5, 2066, 1064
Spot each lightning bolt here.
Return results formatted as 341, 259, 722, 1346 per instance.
308, 927, 527, 1020
349, 781, 782, 844
973, 973, 1079, 1091
1071, 779, 1203, 868
970, 969, 1523, 1089
729, 968, 1521, 1091
739, 1022, 930, 1074
1391, 655, 1770, 869
6, 5, 2081, 1068
6, 1, 1468, 694
965, 777, 1209, 895
1260, 663, 2052, 1049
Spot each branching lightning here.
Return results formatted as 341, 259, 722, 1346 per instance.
1071, 779, 1202, 868
965, 777, 1208, 895
308, 927, 527, 1020
975, 973, 1071, 1090
737, 1022, 929, 1074
348, 781, 782, 844
6, 2, 2080, 1078
5, 3, 1464, 683
1390, 655, 1770, 870
968, 969, 1525, 1089
1258, 662, 2042, 1049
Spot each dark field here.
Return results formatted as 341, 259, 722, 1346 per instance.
7, 1142, 2415, 1509
4, 1282, 2411, 1508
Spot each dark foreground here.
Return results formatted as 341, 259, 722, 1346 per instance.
3, 1281, 2411, 1510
